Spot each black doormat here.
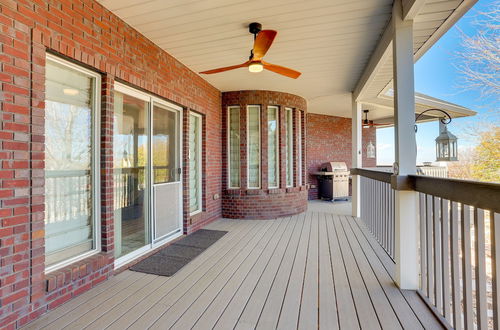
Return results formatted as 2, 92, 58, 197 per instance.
129, 229, 227, 277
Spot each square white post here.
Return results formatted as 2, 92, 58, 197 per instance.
351, 98, 362, 218
392, 0, 419, 290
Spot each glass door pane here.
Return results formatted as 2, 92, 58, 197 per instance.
113, 91, 149, 258
152, 103, 182, 240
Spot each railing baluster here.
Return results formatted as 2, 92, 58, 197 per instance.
433, 196, 443, 313
441, 198, 451, 322
420, 193, 427, 295
426, 194, 434, 304
474, 208, 487, 328
461, 204, 474, 329
492, 212, 500, 330
450, 202, 462, 330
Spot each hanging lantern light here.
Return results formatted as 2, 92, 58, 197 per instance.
367, 141, 376, 158
435, 121, 458, 161
415, 109, 458, 162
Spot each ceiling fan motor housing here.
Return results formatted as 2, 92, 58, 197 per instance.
249, 22, 262, 35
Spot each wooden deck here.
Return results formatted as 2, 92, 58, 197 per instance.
25, 203, 443, 329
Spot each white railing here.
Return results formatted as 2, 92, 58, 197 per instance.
354, 168, 500, 329
414, 176, 500, 329
359, 170, 395, 260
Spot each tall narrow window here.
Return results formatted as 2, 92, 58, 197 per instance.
44, 55, 100, 270
189, 113, 202, 214
285, 108, 294, 187
228, 106, 240, 188
298, 111, 303, 186
247, 105, 261, 188
267, 106, 279, 188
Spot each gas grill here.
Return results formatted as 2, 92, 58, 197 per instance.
313, 162, 350, 200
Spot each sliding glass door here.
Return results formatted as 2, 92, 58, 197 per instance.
113, 83, 183, 264
113, 89, 150, 259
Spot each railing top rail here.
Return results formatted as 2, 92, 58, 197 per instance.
410, 174, 500, 213
353, 167, 500, 213
351, 168, 392, 183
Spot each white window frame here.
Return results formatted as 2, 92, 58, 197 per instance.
246, 105, 261, 189
45, 54, 102, 273
189, 112, 203, 216
267, 106, 279, 189
285, 107, 294, 188
227, 106, 241, 189
298, 111, 303, 186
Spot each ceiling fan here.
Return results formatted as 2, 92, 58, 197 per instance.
199, 22, 301, 79
363, 110, 388, 128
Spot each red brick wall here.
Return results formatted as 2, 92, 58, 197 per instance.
221, 91, 308, 219
306, 113, 377, 199
0, 0, 221, 328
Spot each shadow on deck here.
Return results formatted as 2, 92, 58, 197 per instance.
24, 201, 443, 329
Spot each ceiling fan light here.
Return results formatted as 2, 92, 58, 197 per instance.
248, 62, 263, 73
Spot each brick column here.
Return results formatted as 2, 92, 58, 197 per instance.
100, 75, 115, 253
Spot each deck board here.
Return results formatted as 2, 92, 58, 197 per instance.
23, 203, 443, 330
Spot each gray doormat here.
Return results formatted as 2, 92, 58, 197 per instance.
129, 229, 227, 277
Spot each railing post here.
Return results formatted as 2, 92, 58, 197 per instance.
351, 97, 362, 218
392, 0, 419, 290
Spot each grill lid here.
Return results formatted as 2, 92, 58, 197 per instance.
321, 162, 348, 172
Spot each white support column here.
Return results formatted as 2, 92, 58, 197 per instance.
351, 97, 362, 218
392, 0, 419, 290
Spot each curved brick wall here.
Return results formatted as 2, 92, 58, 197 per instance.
221, 91, 308, 219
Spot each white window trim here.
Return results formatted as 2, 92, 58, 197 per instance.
45, 54, 102, 274
246, 105, 261, 189
227, 106, 241, 189
189, 112, 203, 216
267, 106, 279, 189
298, 111, 303, 186
285, 107, 294, 188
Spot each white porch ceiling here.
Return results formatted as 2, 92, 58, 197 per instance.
97, 0, 474, 120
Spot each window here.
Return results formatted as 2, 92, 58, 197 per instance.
298, 111, 303, 186
267, 106, 279, 188
189, 112, 202, 214
285, 108, 294, 187
44, 55, 100, 270
247, 105, 261, 188
228, 106, 240, 188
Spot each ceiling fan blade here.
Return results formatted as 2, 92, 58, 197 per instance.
253, 30, 277, 60
200, 61, 250, 74
262, 61, 301, 79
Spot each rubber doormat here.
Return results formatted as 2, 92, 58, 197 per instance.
129, 229, 227, 277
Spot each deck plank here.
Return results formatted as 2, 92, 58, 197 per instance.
276, 211, 312, 330
205, 217, 297, 330
106, 220, 258, 330
22, 205, 443, 330
298, 211, 319, 329
338, 215, 402, 330
318, 212, 339, 330
332, 214, 381, 329
325, 213, 360, 329
346, 215, 424, 330
146, 219, 281, 329
248, 213, 307, 330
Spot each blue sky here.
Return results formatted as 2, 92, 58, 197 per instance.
376, 0, 498, 165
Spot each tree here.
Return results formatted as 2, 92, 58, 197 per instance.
470, 126, 500, 182
455, 1, 500, 97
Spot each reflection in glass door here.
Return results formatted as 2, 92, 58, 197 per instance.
113, 90, 149, 259
152, 103, 182, 240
